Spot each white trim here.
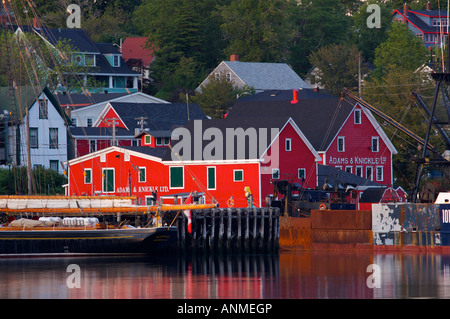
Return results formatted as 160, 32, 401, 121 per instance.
67, 146, 163, 165
84, 168, 92, 184
233, 169, 244, 182
298, 168, 306, 179
366, 166, 373, 181
371, 136, 379, 152
285, 138, 292, 151
337, 136, 345, 152
169, 166, 184, 189
102, 167, 115, 193
259, 118, 322, 162
93, 102, 129, 129
345, 166, 352, 174
355, 165, 363, 177
272, 168, 280, 179
376, 166, 384, 182
354, 109, 361, 124
206, 166, 216, 190
138, 166, 146, 183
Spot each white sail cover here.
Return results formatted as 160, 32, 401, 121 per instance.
0, 197, 136, 210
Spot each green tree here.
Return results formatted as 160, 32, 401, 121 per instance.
189, 73, 254, 118
288, 0, 351, 76
218, 0, 296, 62
308, 43, 361, 96
351, 1, 392, 63
372, 21, 427, 79
133, 0, 227, 101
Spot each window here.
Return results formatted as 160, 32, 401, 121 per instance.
139, 167, 146, 182
49, 128, 58, 149
87, 118, 93, 127
38, 99, 48, 119
145, 135, 151, 145
84, 168, 92, 184
170, 167, 184, 188
226, 73, 231, 82
272, 168, 280, 179
113, 55, 119, 67
207, 167, 216, 190
30, 128, 38, 149
103, 168, 114, 192
85, 54, 95, 66
234, 169, 243, 182
89, 140, 96, 153
371, 137, 379, 152
337, 137, 345, 152
71, 118, 77, 127
366, 166, 373, 181
298, 168, 306, 179
164, 137, 170, 145
145, 196, 156, 206
345, 166, 352, 174
354, 109, 361, 124
50, 160, 58, 172
376, 166, 383, 181
132, 139, 140, 146
156, 137, 162, 146
356, 166, 363, 177
285, 138, 292, 151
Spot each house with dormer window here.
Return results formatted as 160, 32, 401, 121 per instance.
393, 3, 450, 48
15, 23, 139, 93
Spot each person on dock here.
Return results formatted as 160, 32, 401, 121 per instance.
245, 186, 253, 208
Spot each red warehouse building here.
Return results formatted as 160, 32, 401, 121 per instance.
227, 89, 397, 187
66, 117, 321, 208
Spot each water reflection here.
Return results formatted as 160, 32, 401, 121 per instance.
0, 251, 450, 298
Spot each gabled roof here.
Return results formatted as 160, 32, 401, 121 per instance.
164, 116, 321, 162
55, 92, 130, 108
29, 87, 71, 125
199, 60, 310, 91
94, 102, 208, 132
122, 37, 155, 67
225, 61, 310, 90
227, 89, 350, 151
393, 8, 450, 33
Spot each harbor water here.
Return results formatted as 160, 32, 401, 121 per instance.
1, 250, 450, 299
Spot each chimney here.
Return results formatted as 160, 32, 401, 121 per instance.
33, 18, 41, 28
230, 54, 239, 62
403, 3, 408, 16
314, 87, 320, 93
426, 1, 431, 10
291, 89, 299, 104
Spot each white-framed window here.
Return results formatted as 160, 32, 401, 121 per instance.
233, 169, 244, 182
376, 166, 383, 181
337, 136, 345, 152
102, 168, 115, 193
345, 166, 352, 174
85, 54, 95, 66
366, 166, 373, 181
354, 109, 361, 124
272, 168, 280, 179
285, 138, 292, 151
144, 135, 151, 145
132, 139, 140, 146
89, 140, 96, 153
226, 73, 231, 82
356, 166, 363, 177
113, 55, 120, 67
84, 168, 92, 184
139, 167, 146, 182
207, 166, 216, 190
169, 166, 184, 189
87, 118, 93, 127
335, 165, 343, 170
371, 137, 379, 152
71, 117, 77, 127
298, 168, 306, 179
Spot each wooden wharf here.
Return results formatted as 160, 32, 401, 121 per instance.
174, 207, 280, 255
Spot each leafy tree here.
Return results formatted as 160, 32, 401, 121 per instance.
307, 43, 361, 95
288, 0, 351, 76
218, 0, 296, 62
133, 0, 227, 101
351, 1, 392, 63
189, 73, 254, 118
372, 21, 427, 79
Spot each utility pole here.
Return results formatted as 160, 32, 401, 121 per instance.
105, 118, 119, 146
134, 116, 147, 133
